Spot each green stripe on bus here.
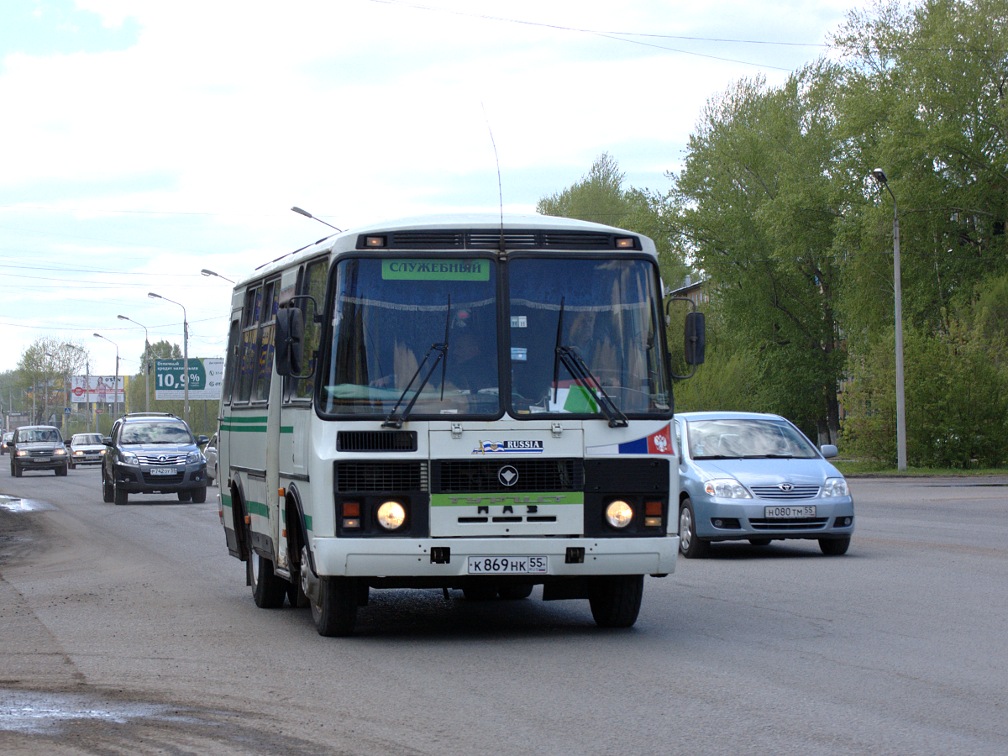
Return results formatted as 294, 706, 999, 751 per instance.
247, 500, 269, 519
431, 492, 583, 507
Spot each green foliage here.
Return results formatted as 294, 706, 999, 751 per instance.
671, 66, 847, 442
538, 153, 690, 291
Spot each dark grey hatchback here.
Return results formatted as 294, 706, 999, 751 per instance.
102, 413, 209, 505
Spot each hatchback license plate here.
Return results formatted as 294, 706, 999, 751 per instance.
764, 505, 816, 519
150, 466, 175, 476
467, 556, 548, 575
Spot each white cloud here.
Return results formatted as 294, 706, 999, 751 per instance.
0, 0, 872, 374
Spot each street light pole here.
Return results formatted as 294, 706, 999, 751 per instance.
118, 314, 151, 412
201, 268, 235, 283
93, 333, 120, 424
148, 292, 189, 425
871, 168, 907, 471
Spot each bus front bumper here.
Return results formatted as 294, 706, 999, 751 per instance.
310, 535, 679, 578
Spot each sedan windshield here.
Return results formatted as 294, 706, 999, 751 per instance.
686, 418, 819, 459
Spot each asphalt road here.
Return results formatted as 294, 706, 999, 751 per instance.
1, 468, 1006, 754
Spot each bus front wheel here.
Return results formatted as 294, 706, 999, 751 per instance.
588, 575, 644, 628
312, 576, 359, 637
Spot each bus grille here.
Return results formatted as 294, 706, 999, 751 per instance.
435, 459, 583, 493
337, 430, 418, 452
335, 461, 428, 492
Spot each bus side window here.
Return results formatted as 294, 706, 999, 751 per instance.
222, 318, 240, 406
253, 280, 279, 402
237, 285, 262, 403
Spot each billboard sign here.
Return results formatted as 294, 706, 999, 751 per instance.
154, 358, 224, 401
70, 376, 125, 404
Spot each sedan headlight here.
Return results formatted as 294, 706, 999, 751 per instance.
822, 477, 849, 497
704, 478, 752, 499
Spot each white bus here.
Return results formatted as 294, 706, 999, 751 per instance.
218, 214, 704, 635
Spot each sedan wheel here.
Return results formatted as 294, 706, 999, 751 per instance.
679, 498, 709, 558
819, 536, 851, 556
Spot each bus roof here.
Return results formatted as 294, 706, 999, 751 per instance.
248, 213, 656, 281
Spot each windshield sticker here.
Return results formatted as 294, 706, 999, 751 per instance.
382, 259, 490, 281
510, 315, 527, 328
472, 439, 544, 455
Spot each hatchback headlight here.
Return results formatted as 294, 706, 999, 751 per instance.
704, 478, 751, 499
822, 477, 849, 497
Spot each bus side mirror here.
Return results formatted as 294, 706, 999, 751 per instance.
684, 311, 706, 366
275, 306, 305, 377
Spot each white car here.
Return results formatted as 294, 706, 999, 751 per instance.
69, 432, 106, 468
202, 432, 218, 485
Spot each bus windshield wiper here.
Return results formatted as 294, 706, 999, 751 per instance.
382, 297, 451, 428
552, 296, 628, 428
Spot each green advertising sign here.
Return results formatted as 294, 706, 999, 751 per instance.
154, 358, 224, 400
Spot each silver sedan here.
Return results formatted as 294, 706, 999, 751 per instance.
674, 411, 854, 558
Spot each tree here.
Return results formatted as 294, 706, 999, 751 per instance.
672, 65, 848, 442
831, 0, 1008, 463
538, 153, 690, 293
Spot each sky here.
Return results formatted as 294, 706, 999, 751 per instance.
0, 0, 874, 378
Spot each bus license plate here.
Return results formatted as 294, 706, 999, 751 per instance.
764, 505, 816, 519
150, 467, 175, 476
467, 556, 548, 575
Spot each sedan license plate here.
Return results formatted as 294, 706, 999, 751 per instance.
467, 555, 548, 575
150, 466, 176, 476
764, 505, 816, 519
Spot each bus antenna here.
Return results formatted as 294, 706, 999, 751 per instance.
291, 206, 343, 233
481, 103, 506, 252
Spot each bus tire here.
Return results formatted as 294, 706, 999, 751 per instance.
250, 549, 287, 609
588, 575, 644, 629
312, 577, 358, 637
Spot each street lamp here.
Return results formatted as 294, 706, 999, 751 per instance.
201, 268, 235, 283
93, 333, 120, 421
148, 292, 189, 424
870, 168, 907, 471
118, 314, 151, 412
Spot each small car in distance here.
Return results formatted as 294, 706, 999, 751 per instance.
675, 411, 854, 558
69, 432, 106, 468
1, 431, 12, 455
8, 425, 69, 477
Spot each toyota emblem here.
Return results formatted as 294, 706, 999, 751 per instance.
778, 482, 794, 491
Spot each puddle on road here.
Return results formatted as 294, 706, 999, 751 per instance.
0, 497, 54, 513
0, 689, 197, 735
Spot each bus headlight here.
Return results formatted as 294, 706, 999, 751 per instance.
605, 500, 634, 529
376, 500, 407, 531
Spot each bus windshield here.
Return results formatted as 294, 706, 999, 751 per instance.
320, 254, 670, 419
508, 257, 670, 417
